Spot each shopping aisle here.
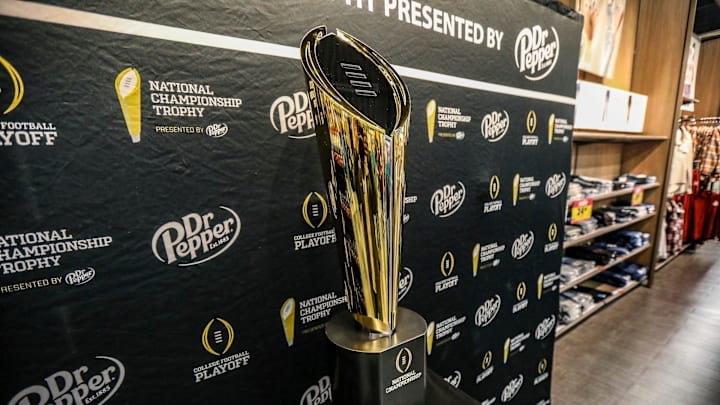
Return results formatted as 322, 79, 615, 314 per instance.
552, 240, 720, 405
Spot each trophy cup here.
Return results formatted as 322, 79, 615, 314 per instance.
300, 26, 427, 405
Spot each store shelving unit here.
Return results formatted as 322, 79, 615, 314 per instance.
560, 244, 651, 292
556, 277, 647, 337
555, 0, 696, 338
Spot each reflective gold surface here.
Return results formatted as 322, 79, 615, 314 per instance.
300, 26, 410, 335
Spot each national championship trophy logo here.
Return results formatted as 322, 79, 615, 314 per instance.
472, 243, 480, 277
426, 99, 437, 143
115, 67, 142, 143
280, 298, 296, 347
537, 273, 545, 300
426, 321, 435, 355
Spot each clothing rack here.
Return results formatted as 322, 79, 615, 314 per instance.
696, 116, 720, 123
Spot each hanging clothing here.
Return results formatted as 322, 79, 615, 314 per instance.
694, 125, 720, 184
668, 125, 694, 196
680, 121, 720, 244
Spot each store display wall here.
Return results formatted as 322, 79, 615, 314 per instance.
0, 1, 581, 404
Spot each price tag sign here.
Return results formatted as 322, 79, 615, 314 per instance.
570, 198, 593, 224
631, 187, 644, 206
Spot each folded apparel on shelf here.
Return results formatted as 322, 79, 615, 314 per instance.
567, 182, 584, 200
591, 270, 629, 288
562, 290, 595, 311
565, 224, 583, 240
590, 241, 631, 257
621, 173, 657, 185
565, 245, 617, 265
611, 262, 648, 281
559, 297, 583, 325
603, 230, 651, 249
593, 210, 617, 226
575, 217, 599, 234
613, 179, 636, 190
571, 175, 614, 194
574, 285, 609, 302
560, 257, 597, 283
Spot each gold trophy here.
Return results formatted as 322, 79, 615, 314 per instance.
548, 113, 556, 144
426, 99, 437, 143
513, 174, 520, 206
472, 243, 480, 277
537, 273, 545, 300
280, 298, 296, 347
115, 67, 142, 143
426, 321, 435, 355
301, 26, 426, 405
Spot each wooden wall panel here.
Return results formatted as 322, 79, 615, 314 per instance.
573, 143, 623, 178
631, 0, 694, 135
694, 38, 720, 118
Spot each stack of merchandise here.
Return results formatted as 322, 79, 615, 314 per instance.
613, 262, 649, 281
594, 203, 655, 225
559, 290, 595, 325
564, 217, 600, 241
613, 173, 657, 190
569, 175, 613, 200
588, 262, 649, 288
567, 182, 584, 201
560, 257, 596, 284
564, 224, 583, 240
565, 244, 616, 265
601, 230, 650, 250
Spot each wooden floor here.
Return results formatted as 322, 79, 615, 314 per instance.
552, 240, 720, 405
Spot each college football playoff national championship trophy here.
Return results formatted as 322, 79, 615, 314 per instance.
300, 27, 427, 405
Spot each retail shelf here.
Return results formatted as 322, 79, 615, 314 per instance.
556, 277, 647, 338
567, 183, 660, 207
655, 243, 692, 272
563, 212, 657, 248
572, 131, 668, 143
560, 244, 651, 292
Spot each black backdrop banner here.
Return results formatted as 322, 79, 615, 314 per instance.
0, 1, 581, 404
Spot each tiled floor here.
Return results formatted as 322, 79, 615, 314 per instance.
552, 240, 720, 405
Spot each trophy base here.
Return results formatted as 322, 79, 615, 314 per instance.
325, 307, 427, 405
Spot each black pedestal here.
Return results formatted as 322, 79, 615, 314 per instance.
326, 308, 427, 405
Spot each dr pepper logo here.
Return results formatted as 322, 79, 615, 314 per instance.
152, 206, 240, 266
514, 25, 559, 81
7, 356, 125, 405
271, 91, 315, 139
